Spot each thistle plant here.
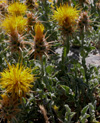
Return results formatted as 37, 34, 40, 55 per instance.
0, 63, 34, 122
28, 22, 52, 76
1, 15, 27, 53
28, 23, 50, 60
53, 3, 80, 71
0, 63, 34, 99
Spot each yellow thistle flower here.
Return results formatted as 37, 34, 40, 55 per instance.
34, 23, 45, 39
1, 15, 27, 34
28, 23, 52, 59
53, 4, 79, 28
0, 63, 34, 98
8, 2, 27, 16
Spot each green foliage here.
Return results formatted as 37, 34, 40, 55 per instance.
64, 104, 76, 123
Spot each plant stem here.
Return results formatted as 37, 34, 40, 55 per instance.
62, 36, 70, 72
41, 57, 44, 77
81, 30, 88, 84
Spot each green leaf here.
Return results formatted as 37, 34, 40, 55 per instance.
81, 105, 89, 116
80, 114, 90, 123
61, 85, 70, 94
65, 105, 76, 123
70, 112, 76, 119
65, 105, 71, 113
46, 65, 54, 75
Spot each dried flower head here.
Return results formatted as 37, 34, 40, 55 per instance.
8, 2, 27, 16
39, 105, 49, 123
1, 15, 27, 34
26, 0, 38, 9
77, 11, 90, 31
0, 63, 34, 99
27, 12, 37, 32
8, 31, 27, 52
52, 3, 80, 35
0, 94, 20, 121
96, 2, 100, 10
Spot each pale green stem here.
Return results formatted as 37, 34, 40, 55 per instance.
62, 36, 70, 71
41, 57, 44, 77
81, 30, 88, 84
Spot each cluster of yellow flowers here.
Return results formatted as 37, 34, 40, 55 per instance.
0, 2, 48, 120
0, 0, 92, 121
1, 1, 51, 55
0, 2, 81, 102
0, 2, 28, 52
0, 1, 83, 55
1, 2, 27, 34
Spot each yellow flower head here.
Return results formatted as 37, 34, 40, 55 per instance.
8, 2, 27, 16
1, 16, 27, 34
34, 23, 45, 39
0, 63, 34, 98
0, 0, 7, 4
53, 4, 79, 28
